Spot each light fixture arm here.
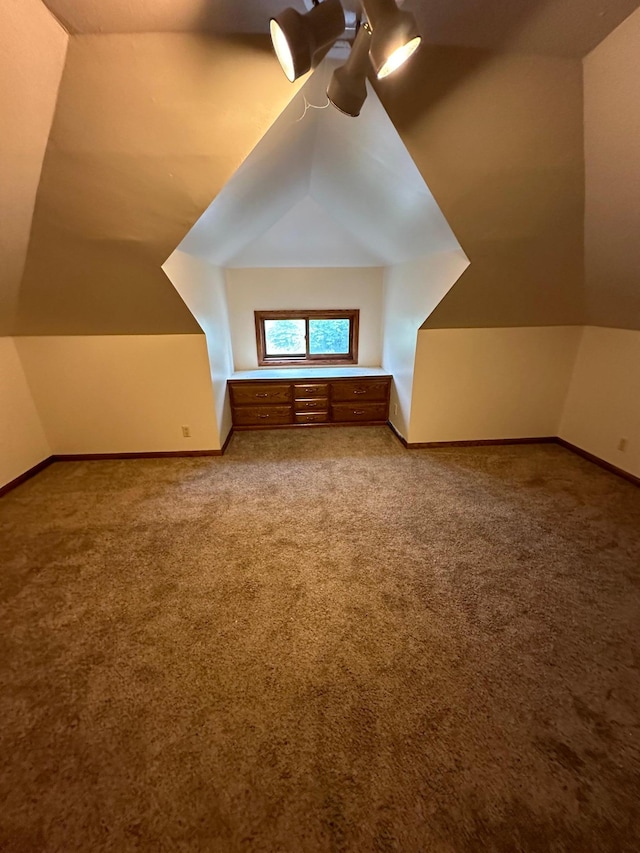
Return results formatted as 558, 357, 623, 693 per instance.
327, 23, 372, 117
341, 22, 372, 76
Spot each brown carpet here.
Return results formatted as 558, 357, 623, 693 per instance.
1, 427, 639, 852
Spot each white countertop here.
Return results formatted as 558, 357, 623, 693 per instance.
230, 367, 390, 380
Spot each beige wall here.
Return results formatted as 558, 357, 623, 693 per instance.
0, 338, 51, 488
16, 34, 304, 335
0, 0, 67, 335
560, 327, 640, 478
16, 335, 220, 454
225, 267, 385, 370
408, 327, 582, 444
376, 48, 584, 329
584, 6, 640, 330
162, 251, 234, 443
382, 252, 469, 439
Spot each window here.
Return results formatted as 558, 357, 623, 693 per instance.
255, 310, 359, 366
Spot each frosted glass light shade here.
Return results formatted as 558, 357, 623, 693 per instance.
376, 34, 421, 79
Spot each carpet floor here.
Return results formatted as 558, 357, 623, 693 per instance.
1, 427, 639, 852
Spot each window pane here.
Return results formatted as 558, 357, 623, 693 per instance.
309, 319, 350, 355
264, 319, 306, 356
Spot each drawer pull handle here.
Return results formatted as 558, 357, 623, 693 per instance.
353, 389, 366, 394
354, 410, 365, 415
257, 414, 270, 419
255, 393, 269, 398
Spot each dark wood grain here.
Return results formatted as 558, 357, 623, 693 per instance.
229, 383, 292, 406
229, 375, 391, 431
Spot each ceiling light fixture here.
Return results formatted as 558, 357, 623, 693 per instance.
326, 24, 372, 117
270, 0, 422, 116
270, 0, 346, 82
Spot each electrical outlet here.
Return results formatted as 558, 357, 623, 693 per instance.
393, 403, 398, 416
618, 438, 628, 452
181, 425, 191, 438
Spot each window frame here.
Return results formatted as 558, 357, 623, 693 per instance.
254, 309, 360, 367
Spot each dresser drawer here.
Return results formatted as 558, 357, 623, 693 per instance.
331, 380, 389, 402
229, 383, 291, 406
232, 405, 292, 426
332, 403, 388, 423
295, 412, 329, 424
295, 397, 329, 412
293, 383, 329, 399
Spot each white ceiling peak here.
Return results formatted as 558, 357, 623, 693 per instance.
176, 60, 462, 270
227, 194, 386, 267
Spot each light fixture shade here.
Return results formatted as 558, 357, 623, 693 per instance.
363, 0, 421, 79
270, 0, 346, 82
327, 24, 372, 117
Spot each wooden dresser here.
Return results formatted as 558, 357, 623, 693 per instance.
228, 375, 391, 430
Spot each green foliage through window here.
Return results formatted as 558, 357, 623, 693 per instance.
309, 319, 350, 354
264, 319, 306, 356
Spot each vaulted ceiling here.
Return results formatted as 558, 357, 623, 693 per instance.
0, 0, 67, 335
42, 0, 640, 58
2, 0, 639, 337
176, 62, 462, 269
13, 32, 305, 335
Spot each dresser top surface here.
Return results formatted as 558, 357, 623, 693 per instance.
230, 367, 390, 381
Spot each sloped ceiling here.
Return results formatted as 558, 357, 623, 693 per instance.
15, 34, 306, 334
378, 46, 587, 328
41, 0, 640, 58
0, 0, 67, 335
584, 6, 640, 330
7, 2, 639, 335
13, 32, 587, 333
177, 63, 461, 269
